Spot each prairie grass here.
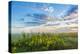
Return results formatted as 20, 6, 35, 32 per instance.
11, 32, 78, 53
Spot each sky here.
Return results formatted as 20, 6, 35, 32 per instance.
9, 1, 78, 33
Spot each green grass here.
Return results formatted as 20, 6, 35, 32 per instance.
11, 32, 78, 53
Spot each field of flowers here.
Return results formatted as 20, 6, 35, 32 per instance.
11, 32, 78, 53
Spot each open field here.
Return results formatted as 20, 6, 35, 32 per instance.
11, 32, 78, 53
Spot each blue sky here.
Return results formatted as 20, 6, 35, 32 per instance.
10, 1, 78, 28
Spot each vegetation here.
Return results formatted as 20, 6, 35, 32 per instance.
11, 32, 78, 53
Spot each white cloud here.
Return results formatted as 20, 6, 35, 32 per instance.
11, 7, 78, 33
43, 6, 54, 13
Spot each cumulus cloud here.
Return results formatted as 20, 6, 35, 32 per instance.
42, 6, 54, 13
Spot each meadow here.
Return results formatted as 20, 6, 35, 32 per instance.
11, 32, 78, 53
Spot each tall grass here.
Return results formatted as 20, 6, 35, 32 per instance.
11, 32, 78, 53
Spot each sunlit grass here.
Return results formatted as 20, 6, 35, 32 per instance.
11, 32, 78, 53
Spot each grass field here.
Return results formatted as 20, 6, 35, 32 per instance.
11, 32, 78, 53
